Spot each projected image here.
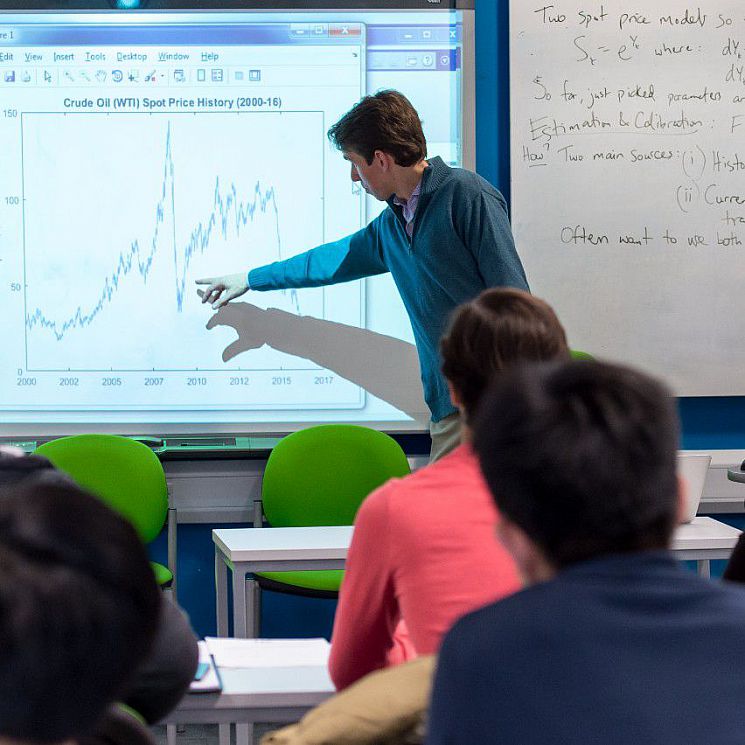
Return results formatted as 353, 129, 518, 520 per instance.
21, 111, 364, 408
0, 8, 464, 433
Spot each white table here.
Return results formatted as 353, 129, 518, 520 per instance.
165, 653, 334, 745
671, 516, 741, 577
165, 662, 334, 726
214, 518, 741, 638
213, 525, 352, 638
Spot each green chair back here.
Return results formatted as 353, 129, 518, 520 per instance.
256, 425, 411, 596
35, 434, 168, 544
262, 424, 411, 527
570, 349, 594, 361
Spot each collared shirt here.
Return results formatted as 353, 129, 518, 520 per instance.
392, 180, 422, 238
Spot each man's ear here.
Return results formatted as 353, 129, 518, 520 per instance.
374, 149, 395, 171
447, 380, 462, 410
497, 517, 555, 585
497, 518, 530, 566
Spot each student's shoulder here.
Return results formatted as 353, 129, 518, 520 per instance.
445, 579, 564, 650
384, 446, 480, 502
355, 449, 474, 528
709, 576, 745, 613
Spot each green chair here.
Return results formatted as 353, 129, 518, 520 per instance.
34, 434, 176, 595
250, 424, 411, 634
571, 349, 594, 360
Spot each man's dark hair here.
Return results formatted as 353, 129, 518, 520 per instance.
327, 90, 426, 166
473, 360, 680, 568
440, 288, 570, 423
0, 476, 161, 743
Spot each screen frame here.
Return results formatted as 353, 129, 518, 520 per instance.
0, 1, 475, 438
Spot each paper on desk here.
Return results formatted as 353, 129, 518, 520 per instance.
190, 641, 222, 693
204, 637, 330, 668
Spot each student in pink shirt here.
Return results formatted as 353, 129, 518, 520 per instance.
329, 288, 571, 690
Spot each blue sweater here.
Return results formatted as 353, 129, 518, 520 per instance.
248, 157, 528, 422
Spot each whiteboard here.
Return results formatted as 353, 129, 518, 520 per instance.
510, 1, 745, 395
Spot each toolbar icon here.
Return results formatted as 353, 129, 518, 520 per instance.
211, 68, 223, 82
21, 70, 32, 83
112, 69, 123, 82
173, 69, 185, 82
4, 70, 15, 83
128, 70, 139, 82
197, 68, 206, 82
96, 70, 107, 83
249, 69, 261, 82
43, 70, 53, 84
144, 70, 156, 82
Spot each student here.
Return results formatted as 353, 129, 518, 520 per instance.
328, 288, 570, 690
428, 361, 745, 745
0, 449, 199, 727
0, 475, 161, 744
197, 90, 529, 460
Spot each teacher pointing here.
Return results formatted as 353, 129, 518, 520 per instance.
197, 90, 528, 461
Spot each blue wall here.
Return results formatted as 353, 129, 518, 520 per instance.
164, 0, 745, 640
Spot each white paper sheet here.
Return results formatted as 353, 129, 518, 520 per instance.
204, 637, 331, 669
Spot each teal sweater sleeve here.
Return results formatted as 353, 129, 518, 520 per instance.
247, 217, 389, 291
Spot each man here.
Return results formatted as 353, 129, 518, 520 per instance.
0, 448, 198, 728
197, 90, 528, 460
427, 361, 745, 745
0, 471, 161, 744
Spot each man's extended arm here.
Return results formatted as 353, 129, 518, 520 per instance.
249, 219, 388, 291
198, 219, 388, 308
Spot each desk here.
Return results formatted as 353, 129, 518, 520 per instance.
671, 516, 741, 577
213, 526, 352, 637
165, 663, 334, 726
214, 519, 741, 638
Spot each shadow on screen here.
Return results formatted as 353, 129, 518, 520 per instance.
205, 301, 428, 422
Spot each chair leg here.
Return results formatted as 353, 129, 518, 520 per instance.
252, 499, 263, 528
252, 580, 261, 637
166, 480, 178, 603
166, 723, 177, 745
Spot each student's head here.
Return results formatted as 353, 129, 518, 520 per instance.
0, 472, 161, 744
328, 90, 426, 201
473, 360, 681, 582
440, 288, 570, 425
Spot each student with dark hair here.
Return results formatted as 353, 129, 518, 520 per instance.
0, 476, 161, 744
428, 361, 745, 745
197, 90, 529, 460
0, 448, 199, 728
327, 288, 569, 690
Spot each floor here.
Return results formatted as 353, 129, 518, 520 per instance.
153, 723, 278, 745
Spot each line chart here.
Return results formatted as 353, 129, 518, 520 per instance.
26, 120, 299, 342
20, 111, 355, 373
